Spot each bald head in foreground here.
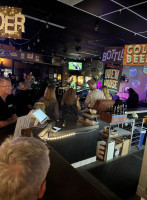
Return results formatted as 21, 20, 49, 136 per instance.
0, 137, 50, 200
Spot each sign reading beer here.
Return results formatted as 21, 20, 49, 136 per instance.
123, 44, 147, 65
0, 6, 25, 39
102, 47, 124, 64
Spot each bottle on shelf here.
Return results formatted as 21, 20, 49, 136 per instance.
124, 102, 127, 113
122, 103, 125, 115
117, 105, 120, 115
113, 106, 116, 115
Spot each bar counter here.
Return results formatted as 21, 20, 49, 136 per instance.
0, 123, 108, 200
34, 120, 99, 164
42, 145, 108, 200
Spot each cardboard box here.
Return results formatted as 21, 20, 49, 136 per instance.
105, 140, 115, 161
114, 137, 130, 156
96, 140, 107, 161
96, 139, 115, 161
100, 112, 127, 123
113, 139, 122, 157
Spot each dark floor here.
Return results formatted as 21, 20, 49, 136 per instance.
76, 146, 144, 200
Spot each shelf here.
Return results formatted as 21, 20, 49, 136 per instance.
99, 127, 131, 139
131, 140, 139, 144
132, 136, 140, 139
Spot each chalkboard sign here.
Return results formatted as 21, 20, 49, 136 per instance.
103, 64, 123, 96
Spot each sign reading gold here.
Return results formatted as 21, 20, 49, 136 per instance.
123, 44, 147, 65
0, 6, 25, 39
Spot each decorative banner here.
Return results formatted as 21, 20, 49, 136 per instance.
103, 64, 122, 95
129, 68, 137, 76
0, 6, 25, 39
123, 44, 147, 65
143, 66, 147, 74
102, 47, 124, 64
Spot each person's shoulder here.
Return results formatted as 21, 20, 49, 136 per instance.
0, 96, 3, 103
94, 89, 102, 93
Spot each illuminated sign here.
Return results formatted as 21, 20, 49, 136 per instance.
0, 6, 25, 39
102, 47, 124, 64
123, 44, 147, 65
129, 68, 137, 76
143, 66, 147, 74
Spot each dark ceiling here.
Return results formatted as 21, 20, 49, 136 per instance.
0, 0, 147, 61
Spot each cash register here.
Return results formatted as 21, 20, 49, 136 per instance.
13, 108, 51, 138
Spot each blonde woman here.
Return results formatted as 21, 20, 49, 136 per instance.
102, 86, 112, 100
39, 85, 59, 121
62, 88, 81, 121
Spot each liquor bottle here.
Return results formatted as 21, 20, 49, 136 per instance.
113, 106, 116, 115
124, 103, 127, 112
120, 105, 123, 115
111, 106, 114, 114
117, 105, 120, 115
122, 103, 125, 115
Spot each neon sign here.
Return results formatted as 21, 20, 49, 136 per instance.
0, 6, 25, 39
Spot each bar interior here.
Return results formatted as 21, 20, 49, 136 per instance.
0, 1, 147, 200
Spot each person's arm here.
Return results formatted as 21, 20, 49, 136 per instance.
0, 114, 17, 128
84, 102, 88, 108
76, 96, 81, 111
61, 91, 67, 106
54, 101, 59, 121
84, 93, 90, 108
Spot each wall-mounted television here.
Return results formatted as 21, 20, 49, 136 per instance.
69, 62, 82, 70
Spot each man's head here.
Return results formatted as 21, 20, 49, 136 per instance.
87, 79, 97, 90
0, 137, 50, 200
0, 77, 12, 97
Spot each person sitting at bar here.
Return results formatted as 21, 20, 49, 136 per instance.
0, 136, 50, 200
84, 79, 106, 108
62, 88, 81, 123
39, 85, 59, 121
126, 88, 139, 108
101, 86, 112, 100
0, 77, 17, 128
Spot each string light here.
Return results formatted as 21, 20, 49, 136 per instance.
47, 133, 76, 141
46, 23, 49, 29
37, 36, 40, 43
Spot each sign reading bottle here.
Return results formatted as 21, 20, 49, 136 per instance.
0, 6, 25, 39
123, 44, 147, 65
102, 47, 124, 64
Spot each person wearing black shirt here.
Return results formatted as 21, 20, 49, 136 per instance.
0, 77, 17, 128
126, 88, 139, 108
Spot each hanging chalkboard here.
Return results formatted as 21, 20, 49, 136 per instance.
103, 64, 123, 96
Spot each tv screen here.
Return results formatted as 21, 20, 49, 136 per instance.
69, 62, 82, 70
